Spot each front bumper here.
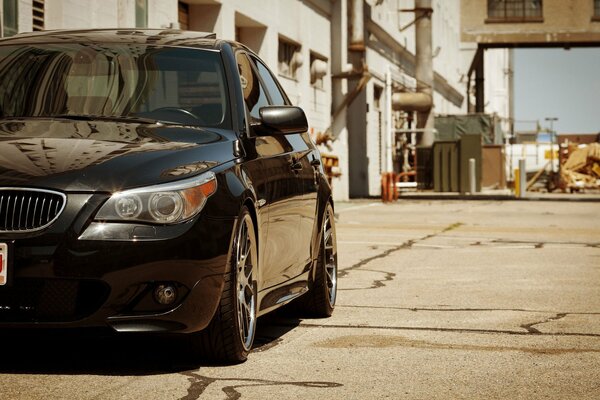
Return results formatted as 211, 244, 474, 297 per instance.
0, 209, 236, 334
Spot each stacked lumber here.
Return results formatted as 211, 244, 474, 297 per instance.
560, 143, 600, 189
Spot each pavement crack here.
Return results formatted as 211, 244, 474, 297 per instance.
337, 222, 463, 290
251, 336, 283, 353
313, 334, 600, 355
442, 222, 464, 232
178, 371, 342, 400
275, 322, 600, 338
338, 240, 415, 279
521, 313, 568, 334
336, 305, 600, 315
339, 269, 396, 291
492, 238, 600, 248
180, 372, 216, 400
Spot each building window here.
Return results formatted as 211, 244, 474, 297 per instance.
178, 2, 189, 30
32, 0, 45, 31
487, 0, 543, 22
594, 0, 600, 20
2, 0, 18, 37
278, 39, 302, 80
136, 0, 148, 28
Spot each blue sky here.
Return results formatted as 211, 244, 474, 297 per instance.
514, 48, 600, 134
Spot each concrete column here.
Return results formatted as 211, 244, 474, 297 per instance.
415, 0, 434, 147
330, 0, 350, 201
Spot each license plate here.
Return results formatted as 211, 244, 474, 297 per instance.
0, 243, 7, 286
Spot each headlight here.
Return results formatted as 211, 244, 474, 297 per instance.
95, 172, 217, 224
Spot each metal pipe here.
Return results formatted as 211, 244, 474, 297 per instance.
349, 0, 365, 52
469, 158, 476, 194
385, 67, 393, 172
414, 0, 434, 147
0, 4, 4, 38
517, 158, 527, 198
392, 92, 432, 112
508, 48, 515, 139
475, 47, 485, 113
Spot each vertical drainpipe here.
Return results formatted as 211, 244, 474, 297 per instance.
475, 47, 485, 112
349, 0, 365, 52
415, 0, 434, 147
508, 48, 514, 139
386, 66, 393, 172
0, 3, 4, 38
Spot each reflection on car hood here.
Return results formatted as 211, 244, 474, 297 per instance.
0, 119, 234, 192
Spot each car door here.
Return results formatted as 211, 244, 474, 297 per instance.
236, 52, 304, 289
250, 58, 319, 275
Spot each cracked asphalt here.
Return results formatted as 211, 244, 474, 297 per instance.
1, 199, 600, 399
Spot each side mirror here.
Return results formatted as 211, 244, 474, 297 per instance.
254, 106, 308, 136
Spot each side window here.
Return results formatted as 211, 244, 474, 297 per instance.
236, 52, 269, 120
252, 58, 288, 106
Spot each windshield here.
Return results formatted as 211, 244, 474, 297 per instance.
0, 43, 230, 128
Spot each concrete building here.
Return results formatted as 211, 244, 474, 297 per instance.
346, 0, 470, 197
462, 0, 600, 47
462, 0, 600, 123
0, 0, 513, 200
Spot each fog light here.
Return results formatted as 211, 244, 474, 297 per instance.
154, 284, 177, 305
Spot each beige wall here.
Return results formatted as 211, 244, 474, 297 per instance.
462, 0, 600, 46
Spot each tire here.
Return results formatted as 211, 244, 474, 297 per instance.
295, 202, 337, 317
189, 206, 257, 363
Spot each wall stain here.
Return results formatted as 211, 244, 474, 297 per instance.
313, 334, 600, 355
178, 371, 342, 400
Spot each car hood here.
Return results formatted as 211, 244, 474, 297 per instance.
0, 119, 235, 192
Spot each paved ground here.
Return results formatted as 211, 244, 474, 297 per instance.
1, 199, 600, 399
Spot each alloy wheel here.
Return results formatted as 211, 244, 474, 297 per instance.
235, 217, 256, 351
323, 207, 337, 307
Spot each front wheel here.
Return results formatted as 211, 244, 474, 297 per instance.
189, 206, 257, 363
295, 202, 337, 317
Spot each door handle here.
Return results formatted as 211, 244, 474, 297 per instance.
290, 160, 303, 171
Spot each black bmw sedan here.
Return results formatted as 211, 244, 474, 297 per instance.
0, 29, 337, 362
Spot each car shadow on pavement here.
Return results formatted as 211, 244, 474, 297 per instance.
0, 314, 301, 376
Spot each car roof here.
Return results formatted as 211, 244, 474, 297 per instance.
0, 28, 223, 49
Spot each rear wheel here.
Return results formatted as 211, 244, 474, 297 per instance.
295, 202, 337, 317
190, 207, 257, 363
